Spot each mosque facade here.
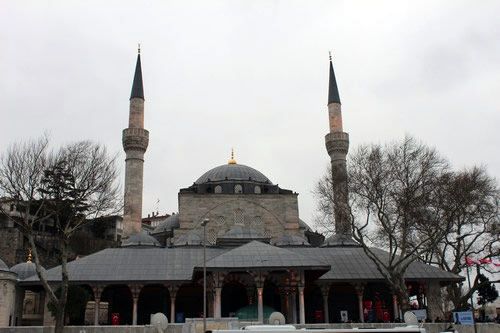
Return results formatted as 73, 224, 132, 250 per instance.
0, 51, 462, 327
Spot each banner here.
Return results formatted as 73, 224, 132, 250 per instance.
452, 311, 474, 325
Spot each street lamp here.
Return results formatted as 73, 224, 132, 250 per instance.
457, 234, 477, 333
201, 218, 210, 333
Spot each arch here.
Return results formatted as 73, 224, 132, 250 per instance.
305, 283, 323, 323
101, 285, 133, 325
221, 280, 248, 317
214, 185, 222, 194
328, 283, 358, 323
234, 184, 243, 193
175, 283, 203, 321
254, 186, 261, 194
137, 284, 170, 325
363, 283, 395, 323
193, 198, 287, 230
263, 280, 281, 313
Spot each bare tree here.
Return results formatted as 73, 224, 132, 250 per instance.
0, 136, 121, 333
420, 167, 499, 310
314, 136, 452, 312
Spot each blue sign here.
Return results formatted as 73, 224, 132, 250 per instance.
453, 311, 474, 325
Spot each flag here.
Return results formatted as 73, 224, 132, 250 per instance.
465, 257, 479, 265
493, 260, 500, 267
479, 258, 492, 264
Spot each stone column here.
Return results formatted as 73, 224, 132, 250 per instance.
354, 284, 365, 323
392, 295, 399, 321
320, 285, 330, 323
257, 287, 264, 323
291, 291, 297, 324
92, 285, 103, 326
215, 287, 222, 319
130, 284, 142, 325
167, 285, 178, 323
298, 286, 305, 324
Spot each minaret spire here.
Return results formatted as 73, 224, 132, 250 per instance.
122, 47, 150, 238
328, 52, 341, 105
323, 53, 355, 246
130, 46, 144, 100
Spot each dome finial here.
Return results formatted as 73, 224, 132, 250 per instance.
27, 249, 32, 263
329, 50, 332, 61
228, 147, 237, 164
138, 43, 141, 55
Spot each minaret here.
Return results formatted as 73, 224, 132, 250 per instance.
324, 53, 351, 238
122, 47, 149, 237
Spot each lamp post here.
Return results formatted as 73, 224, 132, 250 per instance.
457, 234, 477, 333
201, 218, 210, 333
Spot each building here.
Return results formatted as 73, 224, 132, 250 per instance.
2, 51, 462, 327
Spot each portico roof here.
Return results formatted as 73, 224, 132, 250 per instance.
290, 247, 463, 282
195, 240, 330, 272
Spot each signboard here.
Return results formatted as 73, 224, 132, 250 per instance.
411, 309, 427, 322
340, 310, 348, 323
453, 311, 474, 325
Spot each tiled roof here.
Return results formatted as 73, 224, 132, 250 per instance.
21, 243, 462, 285
289, 247, 462, 282
199, 241, 329, 271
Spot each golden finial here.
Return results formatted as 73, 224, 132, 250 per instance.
329, 51, 332, 61
228, 148, 237, 164
138, 43, 141, 55
27, 249, 32, 263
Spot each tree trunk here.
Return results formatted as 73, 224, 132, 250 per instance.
54, 237, 70, 333
394, 282, 411, 313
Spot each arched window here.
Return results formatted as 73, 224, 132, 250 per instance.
254, 186, 261, 194
216, 216, 225, 226
234, 184, 243, 193
234, 209, 244, 225
208, 229, 217, 244
253, 216, 263, 226
214, 185, 223, 194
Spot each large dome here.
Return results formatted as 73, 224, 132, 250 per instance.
196, 164, 272, 184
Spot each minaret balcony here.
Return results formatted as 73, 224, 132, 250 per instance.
122, 128, 149, 151
325, 131, 349, 156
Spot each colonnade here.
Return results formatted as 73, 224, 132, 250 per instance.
34, 278, 442, 326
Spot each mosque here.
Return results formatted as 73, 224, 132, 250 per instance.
0, 51, 462, 327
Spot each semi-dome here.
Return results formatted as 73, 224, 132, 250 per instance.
196, 164, 272, 185
122, 232, 162, 248
272, 234, 310, 247
11, 261, 43, 280
173, 232, 203, 246
218, 226, 266, 239
153, 214, 180, 233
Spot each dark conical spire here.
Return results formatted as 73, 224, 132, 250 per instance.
130, 49, 144, 100
328, 53, 341, 105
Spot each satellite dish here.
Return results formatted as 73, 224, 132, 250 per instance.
151, 312, 169, 333
268, 312, 286, 325
403, 311, 418, 325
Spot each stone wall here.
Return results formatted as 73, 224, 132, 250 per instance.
0, 227, 23, 268
177, 193, 302, 242
0, 271, 16, 326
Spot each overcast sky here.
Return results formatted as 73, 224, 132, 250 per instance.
2, 1, 499, 229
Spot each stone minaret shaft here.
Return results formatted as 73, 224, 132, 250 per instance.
324, 56, 351, 236
122, 51, 149, 237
